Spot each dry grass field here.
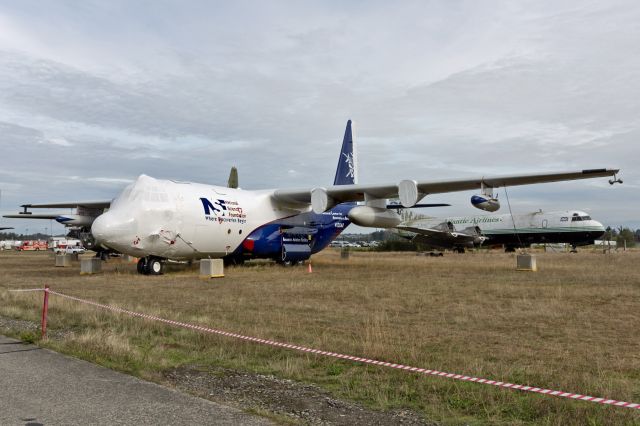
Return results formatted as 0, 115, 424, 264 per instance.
0, 249, 639, 425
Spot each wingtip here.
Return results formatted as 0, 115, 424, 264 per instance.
581, 168, 619, 175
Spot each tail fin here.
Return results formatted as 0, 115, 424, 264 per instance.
227, 166, 238, 189
333, 120, 357, 186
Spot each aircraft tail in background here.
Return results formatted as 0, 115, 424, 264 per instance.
227, 166, 238, 189
333, 120, 357, 186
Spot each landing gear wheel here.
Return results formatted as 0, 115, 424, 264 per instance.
137, 258, 147, 274
146, 257, 164, 275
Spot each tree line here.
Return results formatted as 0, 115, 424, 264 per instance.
0, 232, 59, 241
604, 227, 638, 248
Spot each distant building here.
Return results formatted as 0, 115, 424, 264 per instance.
593, 240, 617, 247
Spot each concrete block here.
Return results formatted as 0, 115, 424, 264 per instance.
80, 258, 102, 275
200, 259, 224, 279
55, 255, 72, 267
516, 254, 537, 271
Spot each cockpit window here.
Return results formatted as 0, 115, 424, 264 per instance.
145, 186, 169, 203
110, 183, 168, 208
110, 184, 134, 209
571, 215, 591, 222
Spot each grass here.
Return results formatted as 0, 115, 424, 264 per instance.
0, 249, 639, 424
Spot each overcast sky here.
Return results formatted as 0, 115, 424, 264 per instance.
0, 0, 637, 235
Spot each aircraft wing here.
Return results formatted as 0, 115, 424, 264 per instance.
0, 227, 13, 230
397, 224, 475, 240
3, 213, 67, 220
272, 168, 619, 212
397, 223, 480, 249
3, 200, 112, 228
19, 201, 112, 209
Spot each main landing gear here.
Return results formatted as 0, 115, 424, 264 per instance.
137, 256, 165, 275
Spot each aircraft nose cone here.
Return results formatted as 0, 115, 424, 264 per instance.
91, 214, 109, 244
92, 212, 135, 245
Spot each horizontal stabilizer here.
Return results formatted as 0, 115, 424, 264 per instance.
386, 203, 450, 209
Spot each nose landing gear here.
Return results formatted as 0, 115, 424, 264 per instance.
137, 256, 165, 275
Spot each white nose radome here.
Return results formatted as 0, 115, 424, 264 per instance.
92, 211, 136, 246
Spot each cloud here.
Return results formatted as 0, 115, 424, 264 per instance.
0, 0, 638, 234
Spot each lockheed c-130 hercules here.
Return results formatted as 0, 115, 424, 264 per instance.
4, 121, 622, 274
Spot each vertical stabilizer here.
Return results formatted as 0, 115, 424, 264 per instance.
227, 166, 238, 189
333, 120, 357, 185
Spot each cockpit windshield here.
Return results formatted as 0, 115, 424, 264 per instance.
111, 183, 134, 209
571, 213, 592, 222
110, 177, 169, 209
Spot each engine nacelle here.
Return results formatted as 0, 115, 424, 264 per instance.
459, 225, 487, 246
470, 195, 500, 212
348, 206, 401, 228
54, 214, 96, 227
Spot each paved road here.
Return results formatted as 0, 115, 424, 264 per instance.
0, 335, 272, 425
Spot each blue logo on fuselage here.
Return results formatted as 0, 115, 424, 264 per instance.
200, 198, 228, 216
200, 197, 246, 224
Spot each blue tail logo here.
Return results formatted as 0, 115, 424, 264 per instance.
333, 120, 357, 186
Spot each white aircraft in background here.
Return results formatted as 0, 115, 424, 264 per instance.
390, 210, 606, 253
3, 122, 622, 274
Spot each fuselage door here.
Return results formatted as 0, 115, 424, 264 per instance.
542, 219, 548, 228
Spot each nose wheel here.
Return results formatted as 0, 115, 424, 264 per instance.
137, 257, 165, 275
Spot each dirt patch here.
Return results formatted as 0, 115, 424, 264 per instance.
0, 314, 72, 341
164, 365, 432, 425
0, 315, 40, 334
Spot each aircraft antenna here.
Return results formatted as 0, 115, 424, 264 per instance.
503, 185, 524, 250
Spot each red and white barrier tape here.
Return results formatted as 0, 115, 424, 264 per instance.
8, 288, 48, 292
14, 288, 640, 410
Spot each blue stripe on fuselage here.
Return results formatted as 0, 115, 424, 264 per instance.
307, 202, 354, 254
233, 203, 354, 260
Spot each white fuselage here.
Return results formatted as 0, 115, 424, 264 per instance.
91, 175, 307, 260
401, 209, 605, 249
444, 210, 605, 237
